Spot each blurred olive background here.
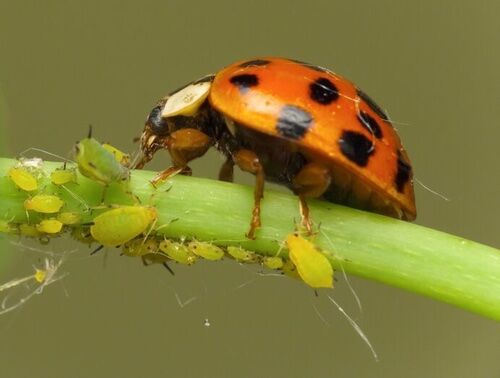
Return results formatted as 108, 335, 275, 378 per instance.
0, 1, 499, 377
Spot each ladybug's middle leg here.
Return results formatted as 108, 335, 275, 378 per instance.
292, 163, 331, 234
151, 128, 212, 185
232, 149, 265, 239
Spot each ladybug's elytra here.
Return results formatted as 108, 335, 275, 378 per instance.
137, 57, 416, 238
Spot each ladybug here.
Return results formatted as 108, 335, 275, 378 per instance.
137, 57, 416, 239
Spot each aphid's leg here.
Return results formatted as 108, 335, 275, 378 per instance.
232, 149, 265, 239
151, 128, 212, 185
292, 163, 331, 234
218, 158, 235, 182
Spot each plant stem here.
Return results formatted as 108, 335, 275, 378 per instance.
0, 157, 499, 321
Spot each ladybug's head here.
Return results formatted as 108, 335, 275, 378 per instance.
136, 101, 170, 169
136, 77, 213, 169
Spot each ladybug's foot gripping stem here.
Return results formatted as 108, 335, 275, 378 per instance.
150, 166, 189, 187
292, 163, 332, 235
232, 149, 265, 239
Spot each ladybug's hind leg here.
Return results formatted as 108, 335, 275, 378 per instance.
292, 163, 331, 234
232, 149, 265, 239
151, 128, 212, 186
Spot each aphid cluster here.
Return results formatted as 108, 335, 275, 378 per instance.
1, 130, 335, 289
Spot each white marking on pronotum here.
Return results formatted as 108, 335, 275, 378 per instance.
162, 80, 212, 118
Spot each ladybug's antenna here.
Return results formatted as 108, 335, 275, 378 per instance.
88, 124, 93, 139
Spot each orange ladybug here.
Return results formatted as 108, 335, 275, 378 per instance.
138, 57, 416, 238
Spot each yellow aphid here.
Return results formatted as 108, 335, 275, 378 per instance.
24, 194, 64, 214
263, 256, 284, 270
187, 241, 224, 261
286, 234, 333, 288
36, 219, 63, 234
34, 269, 47, 283
226, 246, 256, 262
102, 143, 131, 167
122, 238, 159, 257
90, 206, 157, 247
8, 167, 38, 191
19, 224, 42, 238
57, 212, 81, 225
159, 240, 196, 265
50, 168, 77, 185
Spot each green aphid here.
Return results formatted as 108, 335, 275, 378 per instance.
187, 241, 224, 261
50, 167, 77, 186
74, 130, 129, 186
90, 206, 157, 247
57, 212, 81, 225
8, 167, 38, 191
159, 240, 197, 265
226, 246, 257, 262
122, 238, 159, 257
263, 256, 284, 270
19, 224, 42, 238
24, 194, 64, 214
36, 219, 63, 234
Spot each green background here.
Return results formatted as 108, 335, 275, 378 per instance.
0, 1, 498, 377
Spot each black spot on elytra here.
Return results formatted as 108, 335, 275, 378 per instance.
338, 131, 374, 167
289, 59, 330, 73
395, 150, 412, 192
230, 74, 259, 93
357, 110, 382, 139
309, 77, 339, 105
356, 88, 390, 122
147, 105, 168, 135
276, 105, 313, 139
238, 59, 270, 68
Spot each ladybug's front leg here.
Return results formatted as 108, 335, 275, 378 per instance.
232, 149, 265, 239
151, 128, 212, 186
292, 163, 331, 234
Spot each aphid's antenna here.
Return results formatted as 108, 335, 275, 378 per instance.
415, 177, 450, 202
88, 124, 93, 139
320, 229, 363, 315
18, 147, 75, 164
327, 295, 379, 362
91, 245, 104, 255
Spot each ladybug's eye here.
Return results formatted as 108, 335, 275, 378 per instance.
147, 105, 169, 136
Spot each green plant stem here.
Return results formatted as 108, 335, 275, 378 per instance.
0, 157, 499, 321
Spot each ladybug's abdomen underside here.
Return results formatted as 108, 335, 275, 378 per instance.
209, 57, 416, 220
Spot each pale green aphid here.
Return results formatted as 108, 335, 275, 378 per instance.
263, 256, 284, 270
187, 241, 224, 261
122, 238, 159, 257
226, 246, 256, 262
57, 212, 81, 225
74, 135, 129, 186
24, 194, 64, 214
286, 233, 333, 288
50, 167, 77, 186
90, 206, 157, 247
159, 240, 197, 265
36, 219, 63, 234
19, 224, 42, 238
